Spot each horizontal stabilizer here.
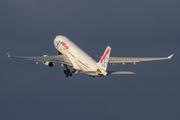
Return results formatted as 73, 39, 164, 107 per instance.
108, 71, 135, 74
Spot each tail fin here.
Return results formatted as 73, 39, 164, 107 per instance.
97, 46, 111, 71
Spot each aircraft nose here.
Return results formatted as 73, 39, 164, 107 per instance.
54, 36, 61, 45
54, 36, 60, 48
54, 35, 67, 42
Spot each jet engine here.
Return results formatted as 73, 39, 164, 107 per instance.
42, 61, 54, 67
42, 55, 54, 67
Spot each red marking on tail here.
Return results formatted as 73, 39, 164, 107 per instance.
100, 48, 110, 63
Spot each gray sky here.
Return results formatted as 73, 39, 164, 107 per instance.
1, 0, 180, 120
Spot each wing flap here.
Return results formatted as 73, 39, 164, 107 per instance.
7, 53, 72, 66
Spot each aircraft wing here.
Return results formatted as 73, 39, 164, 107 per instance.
108, 54, 173, 64
7, 53, 72, 66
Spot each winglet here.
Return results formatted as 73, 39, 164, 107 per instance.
7, 53, 10, 58
168, 54, 173, 59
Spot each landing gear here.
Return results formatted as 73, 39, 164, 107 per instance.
89, 75, 95, 78
64, 70, 67, 74
72, 69, 78, 74
63, 64, 72, 77
63, 69, 72, 77
69, 72, 72, 76
57, 51, 62, 55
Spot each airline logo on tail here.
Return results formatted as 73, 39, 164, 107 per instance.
98, 46, 111, 70
100, 47, 110, 63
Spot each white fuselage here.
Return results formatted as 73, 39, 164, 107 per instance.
54, 35, 100, 76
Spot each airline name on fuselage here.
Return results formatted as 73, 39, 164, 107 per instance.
61, 42, 69, 49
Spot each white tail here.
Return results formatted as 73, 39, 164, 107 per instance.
97, 46, 111, 71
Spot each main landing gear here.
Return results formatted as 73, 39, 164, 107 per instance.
63, 64, 72, 77
64, 69, 72, 77
89, 75, 95, 78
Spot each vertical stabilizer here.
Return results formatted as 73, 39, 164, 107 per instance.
97, 46, 111, 71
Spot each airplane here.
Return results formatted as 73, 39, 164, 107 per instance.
7, 35, 173, 77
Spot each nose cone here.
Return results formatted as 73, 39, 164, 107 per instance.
54, 35, 64, 43
54, 35, 68, 42
54, 35, 67, 48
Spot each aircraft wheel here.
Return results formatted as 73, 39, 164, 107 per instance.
66, 74, 68, 77
67, 69, 70, 73
69, 72, 72, 76
64, 70, 67, 74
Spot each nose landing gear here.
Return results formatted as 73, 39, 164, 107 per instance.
57, 51, 62, 55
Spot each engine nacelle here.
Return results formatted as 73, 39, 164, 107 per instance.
42, 55, 54, 67
42, 61, 54, 67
